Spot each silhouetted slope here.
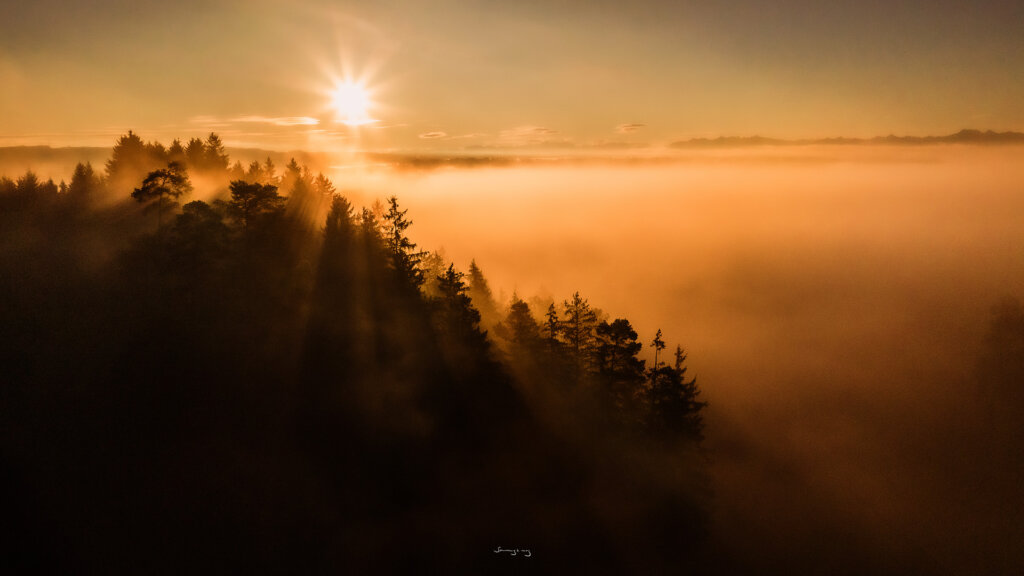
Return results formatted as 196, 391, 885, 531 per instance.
1, 133, 710, 574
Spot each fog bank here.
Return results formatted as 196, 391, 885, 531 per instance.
343, 145, 1024, 574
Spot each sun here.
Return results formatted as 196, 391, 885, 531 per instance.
331, 81, 376, 126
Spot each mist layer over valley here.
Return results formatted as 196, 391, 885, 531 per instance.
3, 142, 1023, 574
347, 145, 1024, 574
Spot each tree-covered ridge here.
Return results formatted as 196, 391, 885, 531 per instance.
1, 131, 708, 574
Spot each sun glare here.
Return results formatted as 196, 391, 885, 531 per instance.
331, 81, 375, 126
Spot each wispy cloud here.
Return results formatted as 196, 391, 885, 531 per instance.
616, 123, 646, 134
496, 125, 571, 147
502, 125, 559, 139
584, 140, 649, 149
188, 115, 319, 127
232, 115, 320, 126
419, 131, 448, 139
369, 123, 409, 130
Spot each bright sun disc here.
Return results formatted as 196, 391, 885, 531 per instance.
331, 82, 375, 126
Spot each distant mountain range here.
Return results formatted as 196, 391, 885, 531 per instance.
669, 129, 1024, 148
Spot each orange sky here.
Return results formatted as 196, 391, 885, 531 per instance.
1, 0, 1022, 150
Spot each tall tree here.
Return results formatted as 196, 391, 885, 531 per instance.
184, 138, 206, 170
358, 206, 380, 241
226, 180, 284, 231
144, 141, 168, 164
261, 157, 278, 186
420, 249, 449, 297
651, 329, 666, 370
382, 196, 426, 288
244, 161, 262, 183
106, 131, 158, 193
40, 178, 59, 199
282, 160, 317, 221
168, 200, 232, 260
313, 173, 336, 197
304, 193, 359, 395
106, 131, 145, 179
280, 158, 303, 192
15, 170, 40, 197
596, 318, 647, 414
560, 291, 599, 374
323, 194, 355, 244
434, 264, 488, 350
645, 343, 705, 441
131, 161, 193, 227
495, 294, 542, 358
301, 172, 335, 221
543, 303, 561, 348
167, 139, 186, 165
467, 259, 500, 328
67, 162, 100, 204
229, 161, 245, 181
203, 132, 230, 172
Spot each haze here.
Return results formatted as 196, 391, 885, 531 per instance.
348, 145, 1024, 572
4, 0, 1024, 572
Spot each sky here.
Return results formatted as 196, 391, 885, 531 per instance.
1, 0, 1022, 150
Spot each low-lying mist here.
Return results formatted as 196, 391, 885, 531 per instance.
336, 145, 1024, 574
3, 142, 1022, 573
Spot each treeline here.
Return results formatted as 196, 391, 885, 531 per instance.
1, 132, 709, 574
1, 131, 328, 207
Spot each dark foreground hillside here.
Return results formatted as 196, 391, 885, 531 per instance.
1, 134, 709, 574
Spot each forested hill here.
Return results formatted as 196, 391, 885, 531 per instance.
0, 143, 329, 183
2, 131, 710, 574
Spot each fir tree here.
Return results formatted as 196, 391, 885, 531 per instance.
184, 137, 206, 170
204, 132, 230, 172
261, 157, 278, 186
382, 196, 426, 288
68, 161, 100, 201
313, 173, 336, 197
596, 318, 647, 414
651, 328, 666, 370
544, 303, 561, 347
467, 259, 500, 328
167, 139, 186, 165
645, 342, 706, 441
560, 291, 599, 375
434, 264, 487, 344
495, 293, 542, 357
106, 131, 157, 193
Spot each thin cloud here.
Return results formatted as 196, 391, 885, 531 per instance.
584, 140, 649, 149
502, 125, 559, 139
419, 131, 448, 139
188, 115, 319, 127
368, 123, 409, 130
616, 123, 646, 134
496, 125, 571, 147
232, 116, 320, 126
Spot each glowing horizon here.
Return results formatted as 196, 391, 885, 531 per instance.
1, 1, 1021, 151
